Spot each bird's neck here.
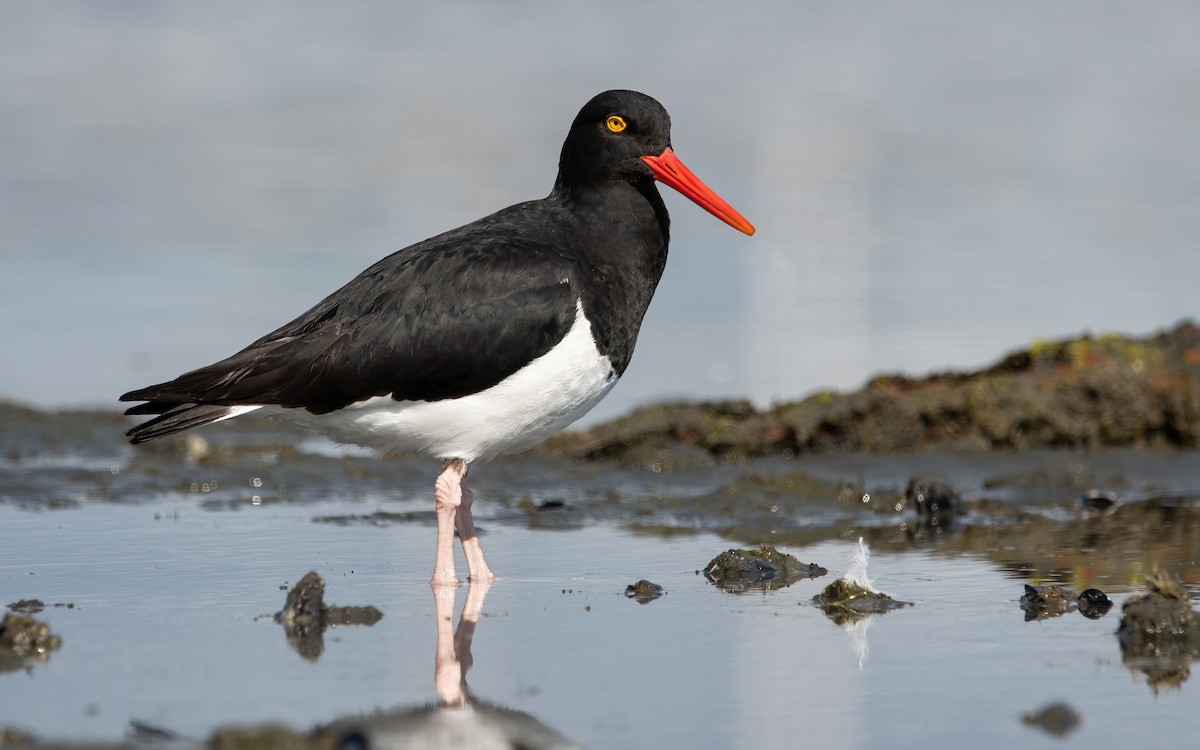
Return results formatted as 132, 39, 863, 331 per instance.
547, 177, 671, 375
550, 175, 671, 248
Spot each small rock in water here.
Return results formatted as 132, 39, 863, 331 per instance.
1077, 490, 1118, 514
1019, 584, 1113, 621
1021, 701, 1082, 737
624, 580, 665, 604
812, 540, 911, 624
0, 612, 62, 673
904, 476, 961, 518
275, 571, 383, 661
1116, 571, 1200, 691
1076, 588, 1113, 619
902, 476, 962, 542
703, 546, 827, 593
1019, 585, 1073, 620
5, 599, 73, 615
812, 579, 911, 625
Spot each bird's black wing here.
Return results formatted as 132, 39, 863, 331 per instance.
121, 207, 580, 421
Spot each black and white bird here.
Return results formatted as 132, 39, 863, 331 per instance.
120, 90, 754, 585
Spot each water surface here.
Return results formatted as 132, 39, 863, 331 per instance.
3, 409, 1199, 748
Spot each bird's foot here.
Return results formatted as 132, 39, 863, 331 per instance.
430, 569, 462, 589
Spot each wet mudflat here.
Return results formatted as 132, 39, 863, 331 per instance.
3, 407, 1200, 749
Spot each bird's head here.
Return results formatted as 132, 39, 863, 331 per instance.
557, 90, 755, 236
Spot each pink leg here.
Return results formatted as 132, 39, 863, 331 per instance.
432, 459, 467, 586
454, 473, 495, 583
432, 459, 495, 586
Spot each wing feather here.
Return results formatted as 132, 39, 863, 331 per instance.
121, 203, 582, 439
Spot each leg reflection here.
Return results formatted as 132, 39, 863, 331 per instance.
432, 578, 492, 707
325, 577, 580, 748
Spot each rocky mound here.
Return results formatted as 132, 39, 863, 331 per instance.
545, 321, 1200, 467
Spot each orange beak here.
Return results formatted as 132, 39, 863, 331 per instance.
641, 147, 755, 236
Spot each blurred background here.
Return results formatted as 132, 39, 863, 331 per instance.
2, 0, 1197, 425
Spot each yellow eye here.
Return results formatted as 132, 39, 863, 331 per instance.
605, 115, 627, 133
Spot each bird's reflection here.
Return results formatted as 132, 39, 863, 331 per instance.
432, 579, 488, 707
322, 580, 583, 750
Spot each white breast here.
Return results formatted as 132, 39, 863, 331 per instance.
266, 299, 618, 461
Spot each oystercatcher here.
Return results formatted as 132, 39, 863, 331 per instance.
121, 90, 754, 585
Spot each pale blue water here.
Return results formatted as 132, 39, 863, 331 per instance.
3, 404, 1200, 747
2, 1, 1199, 424
6, 499, 1197, 749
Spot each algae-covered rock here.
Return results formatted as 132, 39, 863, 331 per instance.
276, 571, 383, 661
1021, 701, 1082, 737
624, 580, 665, 604
812, 579, 911, 625
703, 546, 826, 593
1018, 584, 1112, 621
544, 322, 1200, 464
1116, 572, 1200, 691
1019, 585, 1074, 620
542, 400, 781, 470
0, 612, 61, 673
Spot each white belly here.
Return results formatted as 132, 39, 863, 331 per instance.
265, 300, 618, 461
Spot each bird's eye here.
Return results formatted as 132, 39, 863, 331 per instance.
605, 115, 627, 133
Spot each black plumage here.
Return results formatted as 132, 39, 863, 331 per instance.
121, 91, 686, 443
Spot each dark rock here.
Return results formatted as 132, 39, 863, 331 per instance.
524, 497, 584, 530
812, 579, 911, 625
1116, 572, 1200, 691
0, 612, 61, 673
275, 571, 383, 661
1078, 490, 1118, 514
543, 322, 1200, 464
1020, 584, 1113, 621
703, 546, 827, 593
1020, 585, 1074, 621
1021, 701, 1082, 737
1077, 588, 1114, 619
904, 476, 962, 518
901, 476, 962, 542
324, 604, 383, 627
624, 580, 664, 604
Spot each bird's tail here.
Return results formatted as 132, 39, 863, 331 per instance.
121, 401, 251, 444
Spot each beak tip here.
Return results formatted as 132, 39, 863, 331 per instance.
644, 149, 755, 238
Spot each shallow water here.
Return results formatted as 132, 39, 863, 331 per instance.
3, 409, 1199, 748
